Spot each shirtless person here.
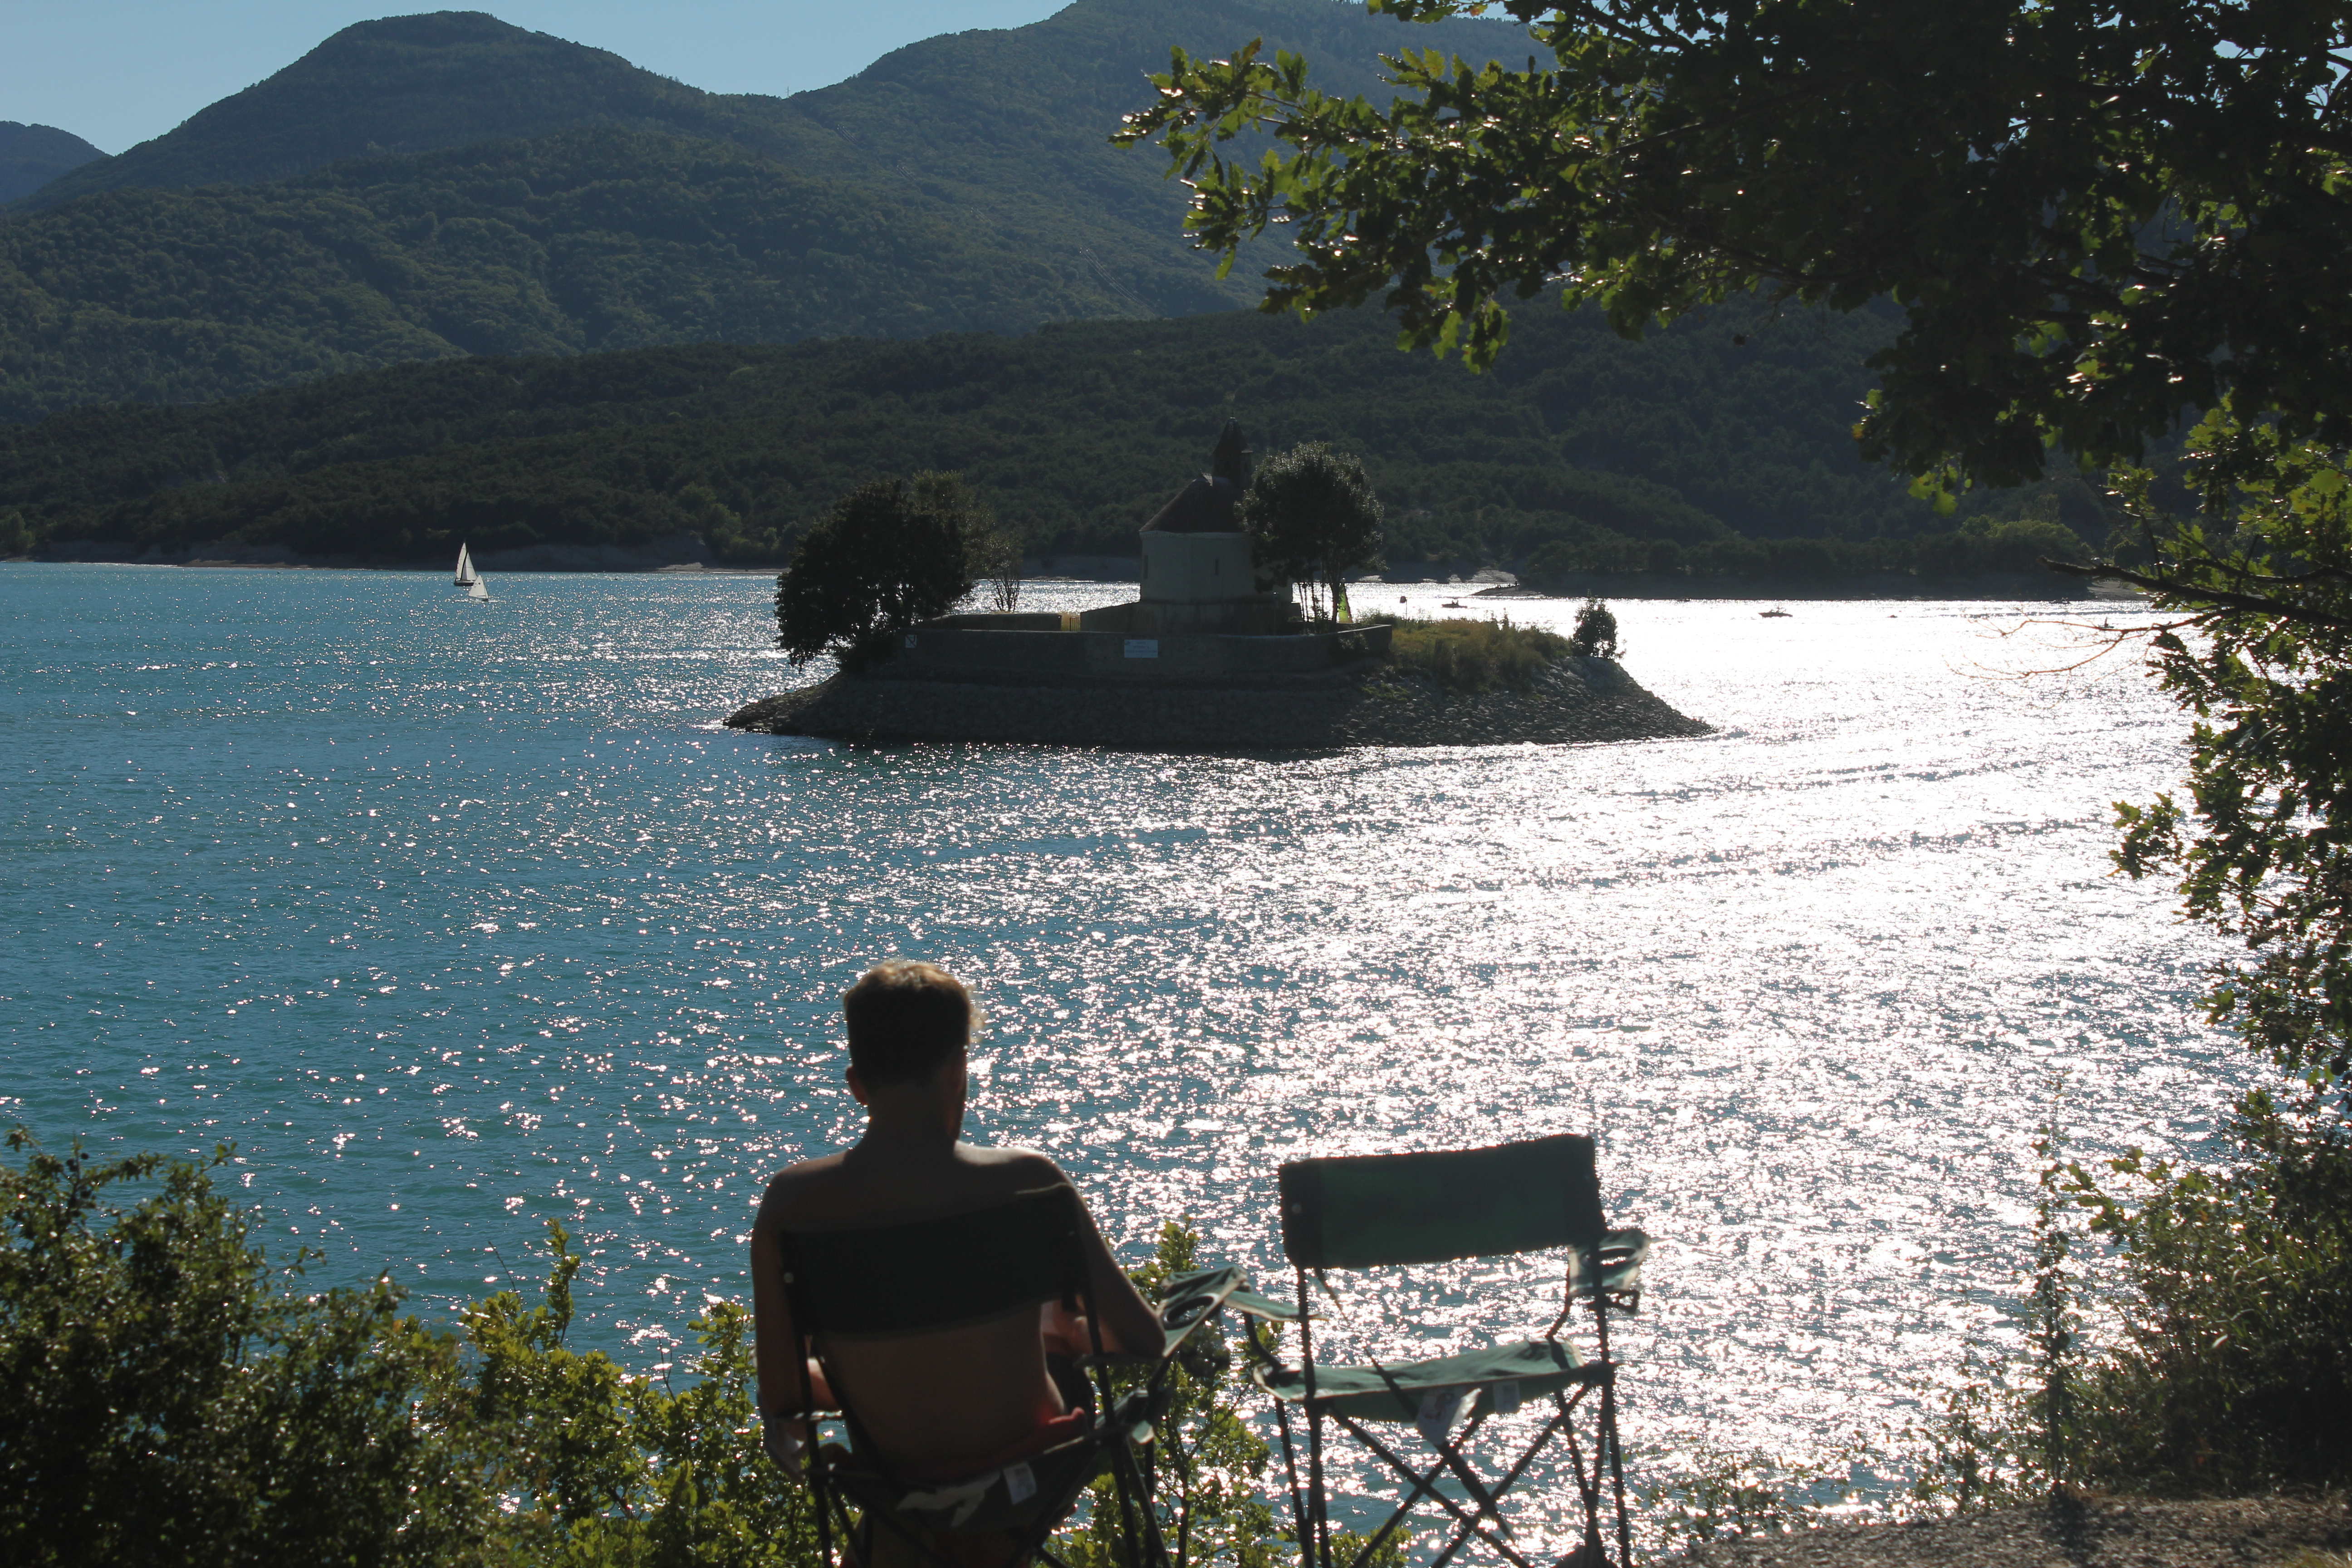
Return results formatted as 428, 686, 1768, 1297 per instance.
750, 959, 1161, 1481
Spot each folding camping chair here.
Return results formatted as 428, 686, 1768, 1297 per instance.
774, 1183, 1248, 1568
1243, 1135, 1651, 1568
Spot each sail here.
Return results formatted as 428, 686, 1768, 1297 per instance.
467, 578, 490, 600
453, 544, 477, 587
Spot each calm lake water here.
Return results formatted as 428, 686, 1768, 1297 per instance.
1, 563, 2239, 1546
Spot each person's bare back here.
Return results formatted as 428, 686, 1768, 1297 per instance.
751, 962, 1158, 1475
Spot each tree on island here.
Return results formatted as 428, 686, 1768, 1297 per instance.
1567, 598, 1619, 661
966, 524, 1025, 614
1124, 0, 2352, 1487
774, 473, 981, 669
1239, 442, 1383, 622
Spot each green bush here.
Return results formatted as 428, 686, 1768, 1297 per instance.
2056, 1097, 2352, 1494
0, 1132, 490, 1567
1381, 616, 1572, 694
0, 1132, 817, 1568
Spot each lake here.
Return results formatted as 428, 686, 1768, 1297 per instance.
0, 563, 2239, 1545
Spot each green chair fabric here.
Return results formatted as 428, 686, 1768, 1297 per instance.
1256, 1134, 1650, 1568
1250, 1338, 1598, 1422
1277, 1135, 1607, 1269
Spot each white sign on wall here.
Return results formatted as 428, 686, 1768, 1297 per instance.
1124, 639, 1160, 659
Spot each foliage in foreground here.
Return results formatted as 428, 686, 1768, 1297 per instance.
2102, 412, 2352, 1099
2058, 1099, 2352, 1494
1378, 615, 1572, 694
1070, 1221, 1280, 1568
0, 1133, 486, 1566
2027, 412, 2352, 1494
1120, 0, 2349, 493
0, 1130, 816, 1568
1, 1129, 1298, 1568
775, 474, 984, 671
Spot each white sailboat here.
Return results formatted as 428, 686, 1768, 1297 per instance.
453, 543, 490, 600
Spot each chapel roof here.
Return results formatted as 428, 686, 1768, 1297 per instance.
1141, 420, 1252, 535
1143, 473, 1243, 534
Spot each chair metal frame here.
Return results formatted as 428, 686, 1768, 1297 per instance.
1244, 1136, 1650, 1568
775, 1184, 1243, 1568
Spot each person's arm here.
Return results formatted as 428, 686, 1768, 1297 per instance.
750, 1179, 836, 1416
1058, 1174, 1165, 1357
749, 1220, 808, 1415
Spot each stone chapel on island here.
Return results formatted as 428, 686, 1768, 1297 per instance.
887, 420, 1391, 684
1076, 420, 1296, 637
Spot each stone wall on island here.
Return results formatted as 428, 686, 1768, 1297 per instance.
890, 619, 1391, 685
725, 647, 1709, 751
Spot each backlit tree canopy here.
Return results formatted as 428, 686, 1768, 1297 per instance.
774, 474, 981, 669
1118, 0, 2352, 489
1240, 442, 1385, 620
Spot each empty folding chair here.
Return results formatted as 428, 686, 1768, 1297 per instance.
1246, 1135, 1650, 1568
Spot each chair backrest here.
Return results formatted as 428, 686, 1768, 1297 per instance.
777, 1184, 1091, 1339
1277, 1135, 1607, 1269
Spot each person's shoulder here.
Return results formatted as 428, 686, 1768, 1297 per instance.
756, 1151, 848, 1227
956, 1142, 1068, 1187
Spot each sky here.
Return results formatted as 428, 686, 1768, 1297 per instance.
1, 1, 1076, 154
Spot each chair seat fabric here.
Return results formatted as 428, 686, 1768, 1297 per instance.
828, 1429, 1110, 1535
1569, 1229, 1651, 1304
1250, 1338, 1600, 1421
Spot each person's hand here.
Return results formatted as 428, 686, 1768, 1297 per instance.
760, 1412, 805, 1480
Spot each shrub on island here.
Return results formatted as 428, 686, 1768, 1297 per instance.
1376, 615, 1574, 694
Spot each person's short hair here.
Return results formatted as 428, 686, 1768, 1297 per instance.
842, 960, 977, 1087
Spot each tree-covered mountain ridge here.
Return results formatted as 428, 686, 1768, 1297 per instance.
0, 128, 1081, 422
0, 292, 2105, 577
0, 124, 106, 206
0, 1, 1516, 421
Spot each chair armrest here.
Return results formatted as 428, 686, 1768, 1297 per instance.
1150, 1264, 1245, 1359
1225, 1287, 1322, 1322
1568, 1229, 1652, 1309
1075, 1264, 1321, 1369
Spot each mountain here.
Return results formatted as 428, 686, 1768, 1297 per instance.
0, 1, 1519, 421
0, 292, 2105, 573
0, 129, 1086, 422
0, 123, 107, 204
14, 12, 761, 209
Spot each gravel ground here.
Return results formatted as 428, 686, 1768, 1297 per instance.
1676, 1494, 2351, 1568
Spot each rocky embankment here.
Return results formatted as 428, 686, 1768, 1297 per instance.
1677, 1494, 2351, 1568
723, 654, 1710, 750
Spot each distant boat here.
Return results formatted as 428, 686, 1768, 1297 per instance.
1441, 599, 1465, 608
453, 543, 490, 600
1759, 606, 1791, 618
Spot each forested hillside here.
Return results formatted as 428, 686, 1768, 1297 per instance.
0, 293, 2103, 571
0, 124, 106, 205
0, 1, 1515, 420
0, 130, 1073, 421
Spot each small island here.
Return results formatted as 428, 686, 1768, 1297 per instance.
725, 425, 1710, 750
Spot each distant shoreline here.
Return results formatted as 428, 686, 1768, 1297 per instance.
5, 549, 2142, 601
